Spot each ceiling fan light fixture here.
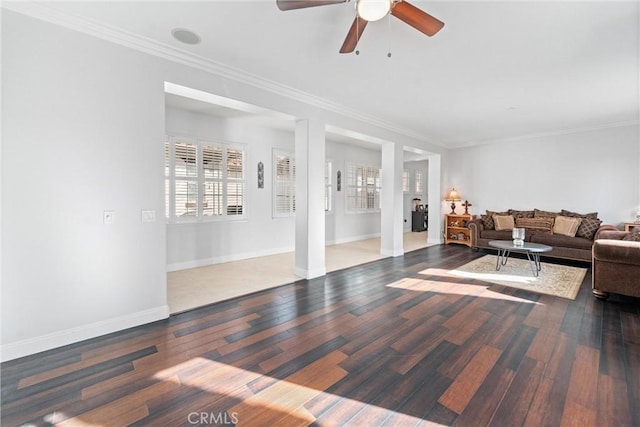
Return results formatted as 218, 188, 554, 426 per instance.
356, 0, 391, 22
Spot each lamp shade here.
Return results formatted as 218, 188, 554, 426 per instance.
357, 0, 391, 21
446, 188, 461, 201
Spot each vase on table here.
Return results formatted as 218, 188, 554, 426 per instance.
512, 228, 525, 246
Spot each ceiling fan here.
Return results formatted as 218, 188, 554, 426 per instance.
276, 0, 444, 54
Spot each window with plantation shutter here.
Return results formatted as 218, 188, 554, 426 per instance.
402, 170, 410, 193
174, 141, 198, 217
325, 160, 332, 212
164, 138, 170, 218
274, 151, 295, 217
226, 148, 244, 215
202, 144, 223, 216
165, 135, 245, 222
415, 170, 424, 194
346, 162, 381, 213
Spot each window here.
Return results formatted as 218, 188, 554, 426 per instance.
415, 170, 424, 194
402, 170, 410, 193
346, 163, 381, 212
274, 150, 295, 217
165, 135, 245, 221
325, 160, 332, 212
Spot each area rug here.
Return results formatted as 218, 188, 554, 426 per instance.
448, 255, 587, 300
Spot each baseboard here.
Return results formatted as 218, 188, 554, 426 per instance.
294, 266, 327, 280
427, 236, 444, 245
167, 246, 294, 272
0, 305, 170, 362
167, 235, 384, 271
325, 233, 381, 246
381, 248, 404, 257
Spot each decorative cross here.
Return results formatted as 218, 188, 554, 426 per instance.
462, 200, 472, 215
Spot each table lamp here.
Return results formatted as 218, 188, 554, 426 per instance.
446, 188, 461, 214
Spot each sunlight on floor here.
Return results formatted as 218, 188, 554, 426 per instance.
434, 267, 539, 284
150, 355, 444, 426
386, 277, 542, 304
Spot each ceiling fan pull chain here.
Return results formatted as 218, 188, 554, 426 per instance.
355, 13, 361, 55
387, 12, 392, 58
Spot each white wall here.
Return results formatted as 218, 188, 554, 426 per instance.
1, 12, 169, 360
1, 10, 442, 361
325, 142, 382, 245
445, 125, 640, 226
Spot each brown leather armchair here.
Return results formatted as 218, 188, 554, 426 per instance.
592, 229, 640, 299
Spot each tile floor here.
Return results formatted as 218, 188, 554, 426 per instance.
168, 231, 432, 313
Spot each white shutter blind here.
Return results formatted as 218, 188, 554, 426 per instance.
325, 161, 332, 212
203, 145, 223, 216
402, 170, 410, 193
175, 142, 197, 178
346, 163, 381, 212
166, 136, 245, 221
415, 170, 424, 193
274, 153, 295, 216
164, 139, 170, 218
174, 141, 198, 217
227, 148, 244, 215
175, 181, 198, 217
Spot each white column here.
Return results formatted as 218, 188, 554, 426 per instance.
427, 154, 443, 245
381, 141, 404, 257
294, 119, 326, 279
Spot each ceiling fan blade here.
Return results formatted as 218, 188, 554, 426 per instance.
276, 0, 348, 11
340, 16, 368, 53
390, 1, 444, 36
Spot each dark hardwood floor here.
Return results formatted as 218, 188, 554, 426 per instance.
2, 244, 639, 426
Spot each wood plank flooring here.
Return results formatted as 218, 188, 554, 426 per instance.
2, 245, 639, 426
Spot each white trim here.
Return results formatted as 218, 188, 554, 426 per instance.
1, 2, 443, 147
449, 120, 640, 149
325, 233, 381, 246
0, 306, 170, 362
381, 248, 404, 257
295, 266, 327, 280
167, 245, 295, 272
428, 235, 444, 245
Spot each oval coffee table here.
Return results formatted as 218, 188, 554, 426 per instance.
488, 240, 553, 277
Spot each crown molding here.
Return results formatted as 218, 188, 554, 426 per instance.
448, 119, 640, 149
2, 2, 443, 148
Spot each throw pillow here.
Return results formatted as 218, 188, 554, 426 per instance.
561, 209, 599, 220
494, 215, 515, 231
534, 209, 560, 219
515, 217, 554, 234
622, 226, 640, 242
484, 210, 509, 230
553, 216, 582, 237
510, 209, 535, 219
481, 214, 494, 230
575, 217, 602, 240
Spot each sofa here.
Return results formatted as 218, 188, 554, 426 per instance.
592, 227, 640, 299
468, 208, 617, 262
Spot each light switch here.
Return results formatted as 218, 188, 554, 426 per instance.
141, 209, 156, 223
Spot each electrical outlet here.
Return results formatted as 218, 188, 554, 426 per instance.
103, 210, 115, 225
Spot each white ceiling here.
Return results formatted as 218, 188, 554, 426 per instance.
12, 0, 640, 148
